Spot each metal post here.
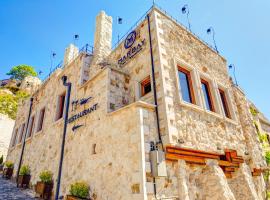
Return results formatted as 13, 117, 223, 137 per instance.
212, 30, 219, 53
229, 64, 238, 86
54, 76, 72, 200
16, 97, 33, 184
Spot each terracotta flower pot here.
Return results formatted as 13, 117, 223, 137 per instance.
35, 181, 53, 200
2, 167, 13, 179
17, 174, 31, 188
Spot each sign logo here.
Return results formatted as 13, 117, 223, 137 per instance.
124, 31, 136, 49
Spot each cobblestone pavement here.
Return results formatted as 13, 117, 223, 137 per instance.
0, 176, 36, 200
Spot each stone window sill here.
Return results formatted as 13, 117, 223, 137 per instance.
179, 100, 204, 113
16, 143, 22, 148
9, 147, 15, 151
25, 137, 32, 143
35, 130, 44, 136
224, 117, 238, 126
53, 118, 64, 125
179, 101, 238, 125
140, 91, 152, 101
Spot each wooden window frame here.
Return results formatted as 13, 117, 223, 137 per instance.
18, 123, 25, 144
37, 108, 45, 132
201, 79, 215, 112
140, 76, 151, 97
178, 66, 196, 104
219, 89, 231, 119
56, 92, 66, 121
27, 115, 35, 138
11, 128, 18, 147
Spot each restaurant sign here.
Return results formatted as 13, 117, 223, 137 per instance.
118, 30, 146, 66
68, 103, 98, 124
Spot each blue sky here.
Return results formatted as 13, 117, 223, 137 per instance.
0, 0, 269, 118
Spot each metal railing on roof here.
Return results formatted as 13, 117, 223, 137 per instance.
112, 4, 219, 54
42, 44, 93, 82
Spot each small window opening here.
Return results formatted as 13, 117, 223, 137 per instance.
141, 76, 151, 97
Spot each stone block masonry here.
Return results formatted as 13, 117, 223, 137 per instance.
6, 7, 267, 200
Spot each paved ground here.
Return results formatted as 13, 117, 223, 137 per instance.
0, 176, 36, 200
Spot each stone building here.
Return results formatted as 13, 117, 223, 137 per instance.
0, 114, 15, 160
6, 6, 267, 200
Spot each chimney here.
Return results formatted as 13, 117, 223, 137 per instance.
93, 11, 113, 64
63, 44, 79, 66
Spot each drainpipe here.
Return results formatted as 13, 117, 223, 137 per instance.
16, 97, 34, 184
146, 13, 164, 151
55, 76, 72, 200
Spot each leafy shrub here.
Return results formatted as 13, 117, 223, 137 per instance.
19, 165, 30, 176
250, 106, 258, 116
264, 170, 270, 181
5, 161, 14, 168
0, 89, 29, 119
69, 181, 89, 199
265, 151, 270, 165
259, 133, 268, 143
0, 93, 18, 119
267, 191, 270, 199
0, 155, 3, 165
39, 170, 53, 183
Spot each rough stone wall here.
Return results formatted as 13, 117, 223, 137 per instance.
0, 114, 15, 159
20, 76, 42, 94
92, 11, 112, 65
232, 87, 266, 168
197, 160, 236, 200
154, 8, 246, 153
108, 69, 131, 112
228, 163, 261, 200
6, 49, 158, 199
63, 44, 79, 66
6, 7, 267, 200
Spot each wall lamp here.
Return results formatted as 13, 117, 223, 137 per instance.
207, 27, 219, 53
229, 64, 238, 86
181, 4, 191, 31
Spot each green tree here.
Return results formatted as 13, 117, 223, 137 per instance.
6, 65, 37, 81
0, 90, 29, 119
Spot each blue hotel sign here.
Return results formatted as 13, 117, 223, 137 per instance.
118, 30, 146, 66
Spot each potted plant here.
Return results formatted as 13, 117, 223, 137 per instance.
35, 170, 53, 200
0, 155, 3, 171
17, 165, 31, 188
2, 161, 14, 179
66, 181, 90, 200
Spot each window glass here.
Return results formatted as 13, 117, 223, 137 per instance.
201, 80, 214, 111
18, 123, 25, 143
178, 68, 194, 104
219, 89, 230, 118
27, 116, 35, 138
56, 93, 65, 120
141, 76, 151, 97
12, 129, 18, 147
37, 108, 45, 132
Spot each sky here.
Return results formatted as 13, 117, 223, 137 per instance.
0, 0, 269, 119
